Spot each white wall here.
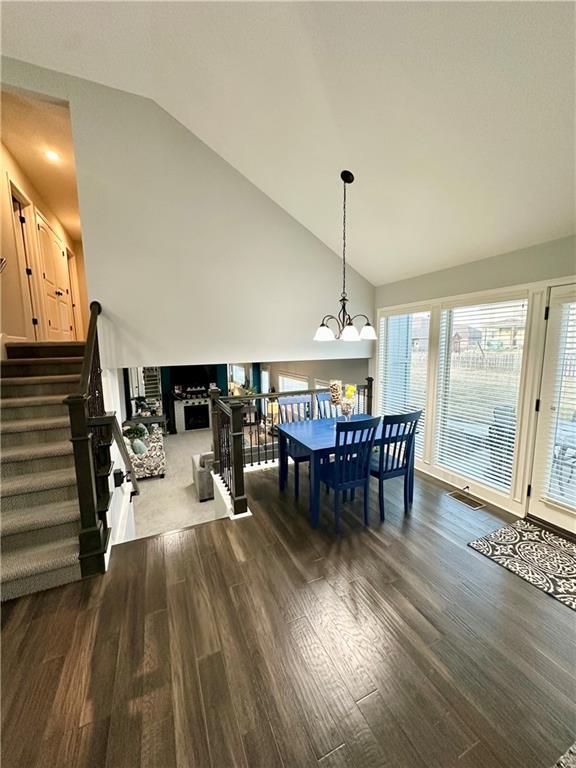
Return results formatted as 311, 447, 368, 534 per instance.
267, 358, 370, 390
374, 235, 575, 308
2, 57, 374, 368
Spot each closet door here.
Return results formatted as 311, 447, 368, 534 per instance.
36, 216, 74, 341
529, 284, 576, 533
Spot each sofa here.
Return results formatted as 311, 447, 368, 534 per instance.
192, 452, 215, 501
123, 424, 166, 479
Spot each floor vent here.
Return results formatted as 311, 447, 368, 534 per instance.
447, 490, 485, 510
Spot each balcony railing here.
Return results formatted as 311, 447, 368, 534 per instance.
210, 377, 373, 515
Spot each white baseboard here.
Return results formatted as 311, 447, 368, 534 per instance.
211, 471, 253, 519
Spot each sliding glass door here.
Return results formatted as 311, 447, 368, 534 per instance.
529, 285, 576, 533
434, 298, 528, 492
378, 310, 431, 458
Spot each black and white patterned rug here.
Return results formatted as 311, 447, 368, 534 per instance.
469, 520, 576, 611
553, 742, 576, 767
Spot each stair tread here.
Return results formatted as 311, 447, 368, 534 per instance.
1, 416, 70, 433
5, 342, 85, 348
1, 537, 79, 582
2, 374, 80, 385
1, 468, 76, 497
1, 500, 80, 536
1, 440, 73, 463
2, 357, 83, 365
0, 395, 65, 408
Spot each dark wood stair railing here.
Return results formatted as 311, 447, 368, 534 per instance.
65, 301, 139, 577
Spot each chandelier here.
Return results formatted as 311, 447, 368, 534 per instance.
313, 170, 377, 342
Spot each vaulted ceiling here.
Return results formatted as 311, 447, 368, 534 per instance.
2, 2, 574, 285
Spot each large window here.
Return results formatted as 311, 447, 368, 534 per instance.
279, 373, 308, 392
435, 298, 528, 492
378, 311, 430, 457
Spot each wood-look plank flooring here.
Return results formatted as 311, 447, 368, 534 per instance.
2, 469, 576, 768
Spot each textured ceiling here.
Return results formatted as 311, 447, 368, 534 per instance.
2, 2, 574, 285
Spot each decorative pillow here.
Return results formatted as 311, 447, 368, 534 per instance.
131, 438, 149, 455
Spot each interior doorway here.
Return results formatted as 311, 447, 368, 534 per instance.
1, 86, 88, 347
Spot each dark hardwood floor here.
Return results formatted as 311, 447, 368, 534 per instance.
2, 469, 575, 768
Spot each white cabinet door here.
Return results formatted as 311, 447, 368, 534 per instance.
36, 217, 74, 341
529, 284, 576, 533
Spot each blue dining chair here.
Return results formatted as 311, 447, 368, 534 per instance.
278, 395, 312, 498
370, 410, 422, 521
316, 392, 342, 419
320, 416, 381, 533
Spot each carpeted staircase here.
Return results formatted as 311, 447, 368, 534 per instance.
1, 341, 85, 600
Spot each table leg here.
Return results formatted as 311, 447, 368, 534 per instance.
310, 452, 321, 528
279, 433, 288, 491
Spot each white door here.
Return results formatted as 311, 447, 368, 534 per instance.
529, 284, 576, 533
36, 217, 74, 341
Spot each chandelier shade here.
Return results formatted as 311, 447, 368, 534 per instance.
313, 170, 376, 343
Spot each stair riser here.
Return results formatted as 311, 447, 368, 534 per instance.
1, 453, 75, 478
1, 427, 71, 449
1, 563, 81, 601
6, 344, 85, 359
1, 362, 82, 378
2, 483, 78, 511
2, 521, 80, 554
1, 403, 68, 421
1, 381, 79, 398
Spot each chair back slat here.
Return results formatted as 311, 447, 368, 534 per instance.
316, 392, 342, 419
278, 395, 312, 423
377, 411, 422, 474
334, 417, 381, 486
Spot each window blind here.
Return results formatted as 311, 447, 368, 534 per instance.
279, 374, 308, 392
378, 311, 430, 457
538, 301, 576, 509
435, 298, 528, 491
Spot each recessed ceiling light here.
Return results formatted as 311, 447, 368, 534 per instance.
45, 150, 60, 162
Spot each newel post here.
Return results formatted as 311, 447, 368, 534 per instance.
65, 393, 107, 576
366, 376, 374, 415
229, 400, 248, 516
209, 386, 221, 474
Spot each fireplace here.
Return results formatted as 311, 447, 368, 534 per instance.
184, 401, 210, 430
174, 398, 210, 432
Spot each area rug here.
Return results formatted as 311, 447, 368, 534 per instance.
553, 742, 576, 767
469, 520, 576, 610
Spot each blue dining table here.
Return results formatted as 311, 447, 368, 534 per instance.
277, 414, 415, 528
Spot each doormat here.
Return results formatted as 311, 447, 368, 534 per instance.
469, 519, 576, 611
552, 742, 576, 768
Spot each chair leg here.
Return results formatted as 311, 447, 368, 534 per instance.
363, 481, 369, 526
343, 490, 348, 503
334, 491, 341, 534
294, 462, 300, 499
350, 488, 356, 503
379, 477, 385, 522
